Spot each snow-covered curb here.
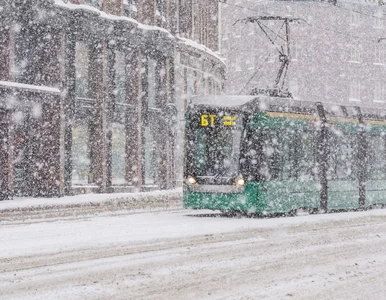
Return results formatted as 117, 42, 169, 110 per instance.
0, 189, 182, 213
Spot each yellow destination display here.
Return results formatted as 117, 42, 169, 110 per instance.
200, 114, 237, 127
223, 116, 236, 126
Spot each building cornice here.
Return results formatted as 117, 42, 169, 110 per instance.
0, 1, 225, 69
176, 37, 226, 70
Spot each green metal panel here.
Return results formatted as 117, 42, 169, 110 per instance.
184, 110, 386, 214
183, 182, 260, 213
366, 180, 386, 206
184, 181, 321, 214
327, 181, 359, 210
365, 123, 386, 134
256, 181, 320, 213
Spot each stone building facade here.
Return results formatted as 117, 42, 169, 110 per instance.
221, 0, 386, 106
0, 0, 225, 199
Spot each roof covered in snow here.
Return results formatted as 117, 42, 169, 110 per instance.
190, 95, 258, 108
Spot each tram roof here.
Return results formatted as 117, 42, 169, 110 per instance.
190, 95, 258, 108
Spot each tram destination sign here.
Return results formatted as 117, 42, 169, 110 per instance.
200, 113, 237, 127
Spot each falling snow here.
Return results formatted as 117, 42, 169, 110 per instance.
1, 0, 386, 299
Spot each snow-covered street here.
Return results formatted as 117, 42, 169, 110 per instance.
1, 208, 386, 299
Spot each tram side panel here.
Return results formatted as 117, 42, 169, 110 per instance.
184, 106, 386, 213
324, 120, 360, 211
365, 122, 386, 207
250, 112, 321, 214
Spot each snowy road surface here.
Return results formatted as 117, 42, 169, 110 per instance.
1, 209, 386, 299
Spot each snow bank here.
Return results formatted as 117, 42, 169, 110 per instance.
0, 189, 182, 214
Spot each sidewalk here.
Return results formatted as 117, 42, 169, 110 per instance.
0, 189, 183, 214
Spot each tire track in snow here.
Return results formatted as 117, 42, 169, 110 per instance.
1, 214, 386, 299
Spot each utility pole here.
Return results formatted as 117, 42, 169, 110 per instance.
236, 16, 304, 97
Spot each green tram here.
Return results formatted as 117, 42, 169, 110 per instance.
183, 95, 386, 214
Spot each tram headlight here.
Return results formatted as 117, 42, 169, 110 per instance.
236, 178, 245, 186
187, 176, 197, 185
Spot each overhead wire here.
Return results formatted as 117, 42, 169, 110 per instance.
218, 0, 271, 15
318, 0, 386, 21
238, 21, 286, 94
219, 0, 386, 93
219, 0, 386, 44
238, 52, 270, 95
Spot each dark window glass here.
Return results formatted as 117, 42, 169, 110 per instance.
261, 128, 317, 181
327, 128, 358, 181
367, 133, 386, 180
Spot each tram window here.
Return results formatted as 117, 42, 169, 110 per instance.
262, 128, 316, 181
367, 133, 386, 180
296, 130, 317, 181
192, 127, 243, 178
263, 129, 284, 180
327, 129, 358, 181
240, 128, 262, 181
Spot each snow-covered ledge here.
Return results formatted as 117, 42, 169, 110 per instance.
0, 81, 60, 94
177, 36, 226, 67
53, 0, 174, 39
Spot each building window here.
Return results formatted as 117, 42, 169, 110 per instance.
111, 123, 126, 185
144, 126, 156, 185
72, 125, 91, 185
374, 11, 384, 29
84, 0, 102, 9
234, 56, 241, 72
112, 51, 126, 185
156, 0, 165, 26
207, 77, 212, 95
144, 58, 159, 186
289, 79, 299, 99
148, 58, 156, 108
75, 42, 89, 99
267, 44, 275, 63
247, 57, 255, 70
291, 41, 300, 61
222, 24, 229, 41
248, 23, 254, 36
187, 69, 195, 98
374, 82, 385, 102
350, 11, 359, 26
124, 0, 137, 19
374, 43, 384, 65
72, 42, 92, 186
289, 6, 298, 17
115, 51, 126, 104
12, 25, 25, 82
183, 67, 188, 110
349, 44, 360, 63
349, 80, 361, 101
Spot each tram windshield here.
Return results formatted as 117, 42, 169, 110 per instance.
189, 113, 244, 180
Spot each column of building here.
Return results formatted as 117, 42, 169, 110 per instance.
0, 27, 12, 200
0, 0, 223, 197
